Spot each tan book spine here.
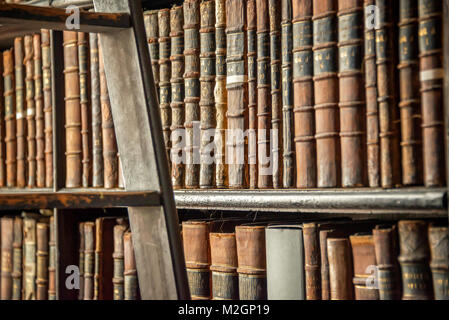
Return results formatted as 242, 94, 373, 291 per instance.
78, 222, 85, 300
12, 217, 22, 300
24, 35, 36, 188
113, 224, 127, 300
36, 222, 49, 300
327, 237, 354, 300
0, 57, 4, 187
34, 34, 45, 188
23, 216, 36, 300
1, 217, 14, 300
3, 49, 16, 187
144, 11, 160, 98
124, 231, 139, 300
303, 222, 321, 300
48, 216, 56, 300
15, 37, 26, 188
83, 222, 95, 300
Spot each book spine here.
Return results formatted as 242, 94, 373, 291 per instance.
257, 0, 273, 189
429, 226, 449, 300
98, 39, 118, 189
269, 0, 282, 188
36, 222, 49, 300
398, 220, 433, 299
41, 29, 53, 188
226, 0, 248, 189
15, 37, 26, 188
236, 226, 267, 300
303, 223, 321, 300
398, 0, 422, 186
184, 0, 201, 189
3, 49, 16, 187
144, 11, 160, 99
124, 231, 139, 300
327, 238, 354, 300
364, 0, 380, 187
199, 0, 216, 189
113, 224, 127, 300
418, 0, 445, 187
215, 0, 228, 188
281, 0, 294, 188
338, 0, 366, 187
23, 217, 36, 300
12, 217, 22, 300
0, 52, 4, 186
63, 31, 82, 188
25, 35, 36, 188
319, 229, 332, 300
48, 216, 56, 300
34, 34, 45, 188
292, 0, 316, 188
1, 217, 14, 300
83, 222, 95, 300
313, 0, 339, 187
78, 222, 85, 300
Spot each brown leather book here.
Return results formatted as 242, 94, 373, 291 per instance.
257, 0, 273, 189
373, 224, 401, 300
327, 237, 354, 300
63, 31, 82, 188
170, 5, 185, 189
199, 0, 216, 189
184, 0, 201, 189
313, 0, 340, 188
3, 49, 16, 187
215, 0, 228, 188
113, 223, 127, 300
226, 0, 248, 189
94, 217, 115, 300
418, 0, 445, 187
12, 217, 22, 300
98, 39, 118, 189
398, 0, 422, 186
15, 37, 26, 188
23, 214, 37, 300
124, 231, 139, 300
41, 29, 53, 188
0, 57, 5, 187
144, 11, 160, 99
83, 221, 95, 300
36, 222, 49, 300
34, 34, 45, 188
48, 216, 56, 300
24, 35, 36, 188
428, 224, 449, 300
292, 0, 316, 188
78, 222, 85, 300
398, 220, 433, 299
1, 217, 14, 300
303, 222, 321, 300
338, 0, 366, 187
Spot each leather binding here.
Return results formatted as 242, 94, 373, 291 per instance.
215, 0, 228, 188
184, 0, 200, 189
338, 0, 366, 187
418, 0, 445, 187
83, 222, 95, 300
256, 0, 273, 189
36, 222, 49, 300
235, 225, 267, 300
78, 222, 85, 300
303, 222, 320, 300
42, 29, 53, 188
269, 0, 282, 188
34, 34, 45, 188
327, 237, 354, 300
90, 33, 103, 188
113, 223, 127, 300
144, 11, 160, 99
99, 40, 118, 189
15, 37, 26, 188
292, 0, 316, 188
63, 31, 82, 188
319, 228, 333, 299
210, 232, 239, 300
428, 225, 449, 300
398, 0, 422, 186
170, 5, 185, 189
281, 0, 294, 188
3, 49, 16, 187
124, 231, 139, 300
398, 220, 433, 299
226, 0, 248, 189
376, 0, 401, 188
78, 32, 90, 188
199, 0, 216, 189
1, 217, 14, 300
12, 217, 22, 300
94, 217, 115, 300
158, 9, 172, 173
24, 35, 36, 188
266, 225, 305, 300
364, 0, 379, 187
373, 224, 401, 300
0, 50, 4, 186
48, 216, 56, 300
313, 0, 340, 187
23, 214, 37, 300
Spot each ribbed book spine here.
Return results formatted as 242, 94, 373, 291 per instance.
327, 238, 354, 300
36, 222, 49, 300
15, 37, 26, 188
3, 49, 16, 187
34, 34, 45, 188
78, 222, 85, 300
319, 229, 332, 300
429, 225, 449, 300
1, 217, 14, 300
0, 58, 4, 186
303, 223, 321, 300
83, 222, 95, 300
12, 217, 22, 300
113, 224, 127, 300
144, 11, 160, 100
48, 216, 56, 300
124, 231, 139, 300
23, 216, 37, 300
25, 35, 36, 188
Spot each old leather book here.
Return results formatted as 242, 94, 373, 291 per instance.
184, 0, 201, 189
292, 0, 316, 188
303, 222, 321, 300
15, 37, 26, 188
36, 222, 49, 300
215, 0, 228, 188
113, 223, 127, 300
226, 0, 248, 189
327, 237, 354, 300
83, 221, 95, 300
78, 222, 85, 300
376, 0, 401, 188
63, 31, 82, 188
398, 0, 422, 186
266, 225, 305, 299
0, 56, 5, 186
170, 5, 185, 189
1, 217, 14, 300
98, 39, 118, 189
34, 34, 45, 188
398, 220, 433, 299
94, 217, 115, 300
144, 10, 160, 98
199, 0, 216, 189
418, 0, 445, 187
338, 0, 366, 187
12, 217, 22, 300
24, 35, 36, 188
428, 224, 449, 300
48, 216, 56, 300
124, 231, 139, 300
23, 214, 37, 300
313, 0, 340, 188
3, 49, 16, 187
257, 0, 273, 189
41, 29, 53, 188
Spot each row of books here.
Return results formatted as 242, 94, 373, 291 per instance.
144, 0, 446, 189
181, 218, 449, 300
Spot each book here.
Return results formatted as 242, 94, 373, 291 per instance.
144, 11, 160, 99
24, 35, 36, 188
3, 49, 16, 187
23, 214, 37, 300
83, 222, 95, 300
78, 222, 85, 300
124, 231, 139, 300
292, 0, 316, 188
34, 33, 45, 188
94, 217, 115, 300
15, 37, 26, 188
199, 0, 216, 189
113, 223, 127, 300
303, 222, 320, 300
327, 237, 354, 300
428, 224, 449, 300
1, 217, 14, 300
12, 216, 22, 300
48, 216, 56, 300
36, 221, 49, 300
